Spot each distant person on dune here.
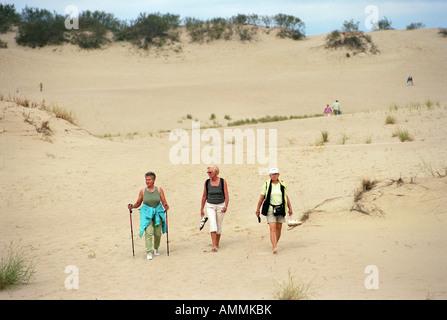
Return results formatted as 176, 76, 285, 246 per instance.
324, 104, 332, 116
332, 100, 341, 115
407, 76, 413, 86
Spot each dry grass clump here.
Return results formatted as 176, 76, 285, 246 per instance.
315, 130, 329, 146
35, 120, 52, 137
274, 270, 311, 300
421, 160, 447, 178
0, 243, 36, 290
6, 95, 77, 125
392, 129, 413, 142
351, 178, 389, 217
353, 178, 376, 203
49, 105, 76, 125
385, 114, 396, 125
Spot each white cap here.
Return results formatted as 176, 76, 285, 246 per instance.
269, 168, 279, 174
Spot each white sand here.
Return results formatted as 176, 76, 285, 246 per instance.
1, 28, 447, 299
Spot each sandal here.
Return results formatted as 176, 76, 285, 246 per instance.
199, 217, 208, 230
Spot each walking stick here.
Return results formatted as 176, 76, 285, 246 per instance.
165, 209, 169, 256
128, 204, 135, 257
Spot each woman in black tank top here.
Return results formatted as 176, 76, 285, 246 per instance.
200, 166, 229, 252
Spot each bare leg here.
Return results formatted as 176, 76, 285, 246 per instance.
210, 232, 218, 251
276, 223, 282, 243
269, 223, 279, 254
216, 233, 221, 248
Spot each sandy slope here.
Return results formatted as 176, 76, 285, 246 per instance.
1, 27, 447, 300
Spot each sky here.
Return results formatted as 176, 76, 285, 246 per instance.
8, 0, 447, 35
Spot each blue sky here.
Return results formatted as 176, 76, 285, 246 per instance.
9, 0, 447, 35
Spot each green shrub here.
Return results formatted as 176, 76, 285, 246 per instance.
326, 29, 378, 54
10, 7, 307, 49
235, 24, 258, 41
0, 3, 20, 33
274, 14, 305, 40
70, 30, 108, 49
185, 17, 233, 43
230, 14, 250, 25
115, 12, 180, 49
68, 11, 120, 49
342, 19, 359, 32
16, 7, 66, 47
184, 13, 305, 43
406, 22, 425, 30
327, 30, 340, 42
378, 17, 393, 30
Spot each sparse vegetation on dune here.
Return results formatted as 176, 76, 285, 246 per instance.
1, 4, 306, 49
385, 114, 396, 125
0, 243, 36, 290
2, 94, 77, 126
353, 178, 377, 203
325, 19, 379, 55
388, 100, 441, 112
274, 270, 311, 300
392, 129, 413, 142
227, 114, 323, 127
315, 130, 329, 146
326, 30, 379, 54
421, 160, 447, 178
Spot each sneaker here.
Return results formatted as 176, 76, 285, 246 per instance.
146, 253, 153, 260
287, 219, 302, 227
154, 249, 160, 256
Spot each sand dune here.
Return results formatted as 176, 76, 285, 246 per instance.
1, 27, 447, 300
2, 28, 446, 135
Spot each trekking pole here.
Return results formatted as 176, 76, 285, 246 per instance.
165, 209, 170, 256
128, 204, 135, 257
